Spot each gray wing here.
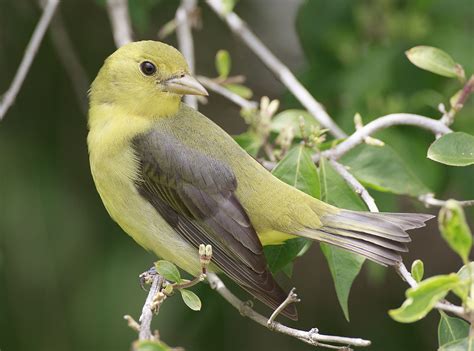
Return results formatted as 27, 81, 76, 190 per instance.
132, 129, 297, 320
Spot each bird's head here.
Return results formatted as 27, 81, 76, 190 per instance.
89, 40, 207, 117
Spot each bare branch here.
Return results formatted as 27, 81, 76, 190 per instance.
314, 114, 453, 162
440, 75, 474, 127
106, 0, 133, 47
329, 160, 379, 212
267, 288, 300, 328
197, 75, 258, 110
138, 272, 165, 340
45, 4, 89, 115
418, 193, 474, 208
206, 0, 346, 138
0, 0, 60, 121
176, 0, 198, 108
207, 272, 371, 349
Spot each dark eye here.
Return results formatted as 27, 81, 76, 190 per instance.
140, 61, 156, 75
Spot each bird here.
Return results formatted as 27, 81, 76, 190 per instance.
87, 40, 433, 320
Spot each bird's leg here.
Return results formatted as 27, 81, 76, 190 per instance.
267, 287, 300, 329
139, 265, 158, 291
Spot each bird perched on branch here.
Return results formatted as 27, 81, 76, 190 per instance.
87, 41, 432, 320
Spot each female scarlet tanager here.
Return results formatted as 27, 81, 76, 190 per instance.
88, 41, 432, 320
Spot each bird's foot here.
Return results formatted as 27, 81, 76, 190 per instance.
139, 266, 158, 291
238, 300, 254, 317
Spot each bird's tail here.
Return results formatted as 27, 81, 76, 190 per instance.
298, 210, 434, 266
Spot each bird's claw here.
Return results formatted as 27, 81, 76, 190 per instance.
139, 266, 157, 291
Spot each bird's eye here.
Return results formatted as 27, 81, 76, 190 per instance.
140, 61, 156, 76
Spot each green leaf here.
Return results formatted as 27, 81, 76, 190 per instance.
215, 50, 231, 78
272, 144, 321, 199
439, 200, 473, 263
264, 238, 311, 275
224, 83, 253, 99
318, 157, 367, 320
340, 144, 430, 196
134, 340, 174, 351
221, 0, 237, 14
439, 338, 472, 351
405, 46, 465, 79
438, 311, 469, 347
271, 109, 319, 138
452, 262, 474, 303
320, 243, 365, 321
233, 131, 263, 157
428, 132, 474, 167
389, 274, 460, 323
264, 145, 319, 273
155, 260, 181, 283
180, 289, 202, 311
411, 259, 424, 283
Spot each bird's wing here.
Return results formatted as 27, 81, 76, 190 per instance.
132, 129, 297, 320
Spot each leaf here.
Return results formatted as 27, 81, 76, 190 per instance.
411, 259, 424, 283
224, 83, 253, 99
405, 46, 465, 80
452, 262, 474, 303
271, 109, 319, 138
215, 50, 231, 78
155, 260, 181, 283
428, 132, 474, 167
264, 145, 319, 273
221, 0, 237, 14
233, 131, 263, 157
389, 274, 460, 323
180, 289, 202, 311
340, 144, 430, 196
438, 311, 469, 347
439, 338, 472, 351
318, 157, 367, 320
272, 144, 321, 199
439, 200, 473, 263
134, 340, 174, 351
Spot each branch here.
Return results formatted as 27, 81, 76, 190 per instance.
176, 0, 198, 109
197, 75, 258, 110
207, 272, 371, 349
314, 113, 453, 162
440, 75, 474, 127
0, 0, 60, 121
44, 3, 89, 115
418, 193, 474, 208
206, 0, 346, 139
106, 0, 133, 47
138, 272, 165, 340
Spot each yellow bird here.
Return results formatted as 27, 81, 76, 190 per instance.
87, 41, 432, 320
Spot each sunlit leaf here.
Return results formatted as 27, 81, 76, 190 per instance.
318, 157, 367, 320
216, 50, 231, 78
438, 311, 469, 347
428, 132, 474, 167
438, 338, 472, 351
340, 144, 430, 196
411, 259, 424, 283
180, 289, 202, 311
389, 274, 460, 323
233, 131, 262, 157
224, 83, 253, 99
439, 200, 473, 263
452, 262, 474, 303
221, 0, 237, 14
405, 46, 465, 80
134, 340, 175, 351
155, 260, 181, 283
271, 109, 319, 138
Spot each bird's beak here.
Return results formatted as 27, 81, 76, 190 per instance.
163, 74, 208, 96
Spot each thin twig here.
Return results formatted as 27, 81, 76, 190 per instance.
0, 0, 60, 121
329, 160, 379, 212
44, 3, 89, 114
267, 288, 300, 328
207, 272, 371, 349
106, 0, 133, 47
139, 273, 164, 340
314, 114, 453, 162
197, 75, 258, 110
418, 193, 474, 208
439, 75, 474, 127
206, 0, 346, 138
176, 0, 198, 109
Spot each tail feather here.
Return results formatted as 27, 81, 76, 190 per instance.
299, 210, 434, 266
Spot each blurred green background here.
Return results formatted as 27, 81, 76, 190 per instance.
0, 0, 473, 350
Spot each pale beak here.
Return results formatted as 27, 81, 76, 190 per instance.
163, 74, 208, 96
